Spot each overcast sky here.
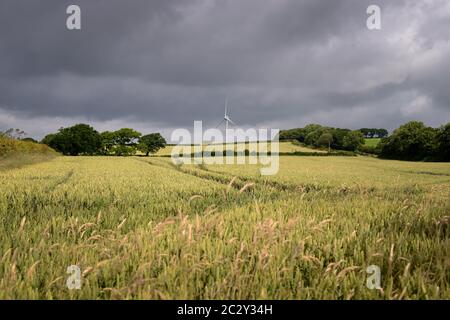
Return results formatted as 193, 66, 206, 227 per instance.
1, 0, 449, 140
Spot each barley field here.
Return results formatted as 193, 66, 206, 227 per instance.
0, 152, 449, 299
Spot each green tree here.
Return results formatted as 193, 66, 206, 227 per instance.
303, 124, 322, 136
42, 124, 101, 155
380, 121, 437, 160
330, 128, 350, 149
41, 133, 56, 146
279, 128, 305, 142
112, 128, 141, 156
100, 131, 117, 155
138, 133, 166, 156
317, 133, 333, 152
436, 123, 450, 161
377, 128, 388, 138
113, 128, 141, 146
359, 128, 388, 138
304, 126, 332, 147
359, 128, 371, 138
21, 137, 37, 143
343, 130, 365, 151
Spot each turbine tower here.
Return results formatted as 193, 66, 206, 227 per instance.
213, 98, 237, 144
222, 99, 236, 143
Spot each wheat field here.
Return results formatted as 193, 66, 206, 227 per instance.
0, 153, 449, 299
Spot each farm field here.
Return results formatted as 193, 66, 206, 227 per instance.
0, 154, 449, 299
155, 141, 325, 156
364, 138, 381, 147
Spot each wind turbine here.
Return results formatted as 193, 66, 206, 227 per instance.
216, 99, 237, 143
223, 99, 236, 132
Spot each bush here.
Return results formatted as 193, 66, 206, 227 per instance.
342, 130, 365, 151
358, 144, 381, 155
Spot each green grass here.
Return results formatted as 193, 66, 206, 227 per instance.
365, 138, 381, 147
0, 154, 449, 299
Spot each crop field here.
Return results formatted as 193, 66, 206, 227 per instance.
0, 153, 449, 299
364, 138, 381, 147
155, 141, 326, 156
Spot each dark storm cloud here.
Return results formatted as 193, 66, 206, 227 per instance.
0, 0, 449, 139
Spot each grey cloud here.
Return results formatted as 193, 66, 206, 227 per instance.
0, 0, 449, 139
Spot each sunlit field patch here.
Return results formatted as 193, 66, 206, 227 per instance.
154, 141, 326, 156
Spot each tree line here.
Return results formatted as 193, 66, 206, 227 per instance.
3, 120, 449, 161
41, 124, 166, 156
279, 121, 450, 161
379, 121, 450, 161
279, 124, 366, 152
359, 128, 388, 138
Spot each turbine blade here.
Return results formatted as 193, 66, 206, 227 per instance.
225, 98, 229, 117
215, 119, 226, 128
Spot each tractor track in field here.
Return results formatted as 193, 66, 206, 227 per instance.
44, 169, 74, 193
135, 158, 415, 201
402, 170, 450, 177
134, 157, 246, 190
134, 157, 329, 195
133, 158, 297, 213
